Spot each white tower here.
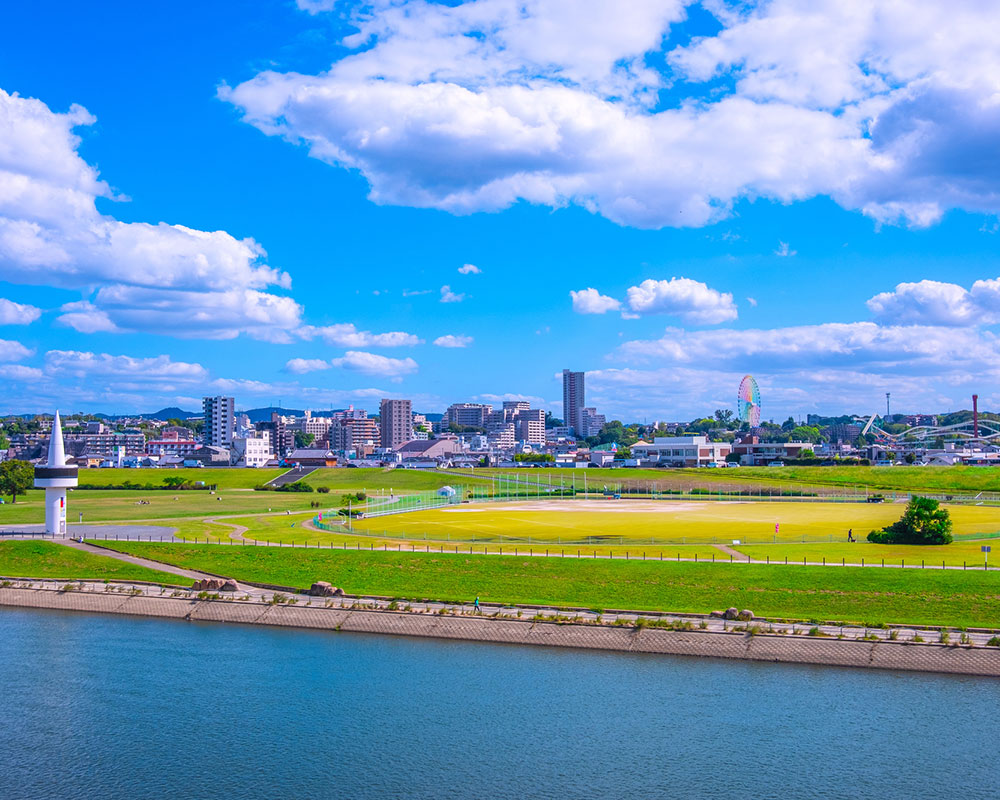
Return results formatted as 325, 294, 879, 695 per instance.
33, 411, 78, 536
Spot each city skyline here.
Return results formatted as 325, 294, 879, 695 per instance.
3, 2, 1000, 420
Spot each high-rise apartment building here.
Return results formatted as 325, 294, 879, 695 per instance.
202, 396, 235, 448
379, 398, 413, 450
515, 408, 546, 445
562, 369, 585, 435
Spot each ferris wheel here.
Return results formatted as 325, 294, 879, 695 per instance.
737, 375, 762, 427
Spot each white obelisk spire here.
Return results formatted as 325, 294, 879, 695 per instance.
33, 411, 78, 535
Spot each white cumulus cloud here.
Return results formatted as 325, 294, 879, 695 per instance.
285, 357, 331, 374
570, 288, 621, 314
0, 298, 41, 326
434, 334, 473, 348
625, 278, 738, 324
0, 338, 33, 362
440, 285, 464, 303
222, 0, 1000, 230
867, 278, 1000, 327
458, 263, 481, 274
0, 87, 300, 340
330, 350, 419, 381
300, 323, 422, 347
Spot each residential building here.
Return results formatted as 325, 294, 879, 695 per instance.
379, 399, 413, 450
328, 417, 380, 455
231, 431, 273, 468
146, 430, 198, 457
514, 408, 546, 445
562, 369, 585, 435
502, 400, 530, 417
631, 436, 731, 467
66, 431, 146, 458
488, 422, 516, 449
579, 407, 606, 438
444, 403, 491, 428
203, 396, 235, 448
288, 410, 333, 439
255, 412, 294, 459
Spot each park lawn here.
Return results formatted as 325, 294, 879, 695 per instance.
484, 465, 1000, 495
0, 487, 324, 525
171, 511, 725, 558
734, 541, 999, 568
0, 540, 192, 585
75, 467, 284, 489
301, 468, 489, 492
98, 542, 1000, 628
347, 500, 1000, 545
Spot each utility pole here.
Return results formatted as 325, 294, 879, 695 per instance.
885, 392, 891, 420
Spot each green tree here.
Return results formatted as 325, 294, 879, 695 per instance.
162, 475, 188, 489
714, 408, 734, 426
294, 431, 315, 448
799, 448, 815, 459
0, 459, 33, 503
868, 496, 953, 545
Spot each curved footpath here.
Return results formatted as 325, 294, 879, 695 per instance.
1, 576, 997, 677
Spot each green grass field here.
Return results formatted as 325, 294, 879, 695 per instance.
0, 540, 192, 585
348, 500, 1000, 545
302, 468, 488, 492
75, 467, 284, 488
0, 488, 323, 525
484, 465, 1000, 495
97, 542, 1000, 628
733, 541, 998, 568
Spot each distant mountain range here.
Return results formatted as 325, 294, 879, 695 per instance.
137, 407, 199, 421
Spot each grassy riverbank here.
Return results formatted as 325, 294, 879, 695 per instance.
0, 541, 192, 585
97, 542, 1000, 628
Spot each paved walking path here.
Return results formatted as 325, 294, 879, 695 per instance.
204, 519, 247, 541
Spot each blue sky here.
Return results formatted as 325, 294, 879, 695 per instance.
2, 0, 1000, 421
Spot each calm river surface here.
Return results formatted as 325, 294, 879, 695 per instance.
1, 608, 997, 799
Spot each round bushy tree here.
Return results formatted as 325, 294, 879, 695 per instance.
868, 496, 953, 545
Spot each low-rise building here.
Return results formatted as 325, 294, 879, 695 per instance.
146, 430, 198, 457
731, 437, 812, 465
631, 436, 731, 467
231, 431, 273, 468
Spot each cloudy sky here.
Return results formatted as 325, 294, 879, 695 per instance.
2, 0, 1000, 420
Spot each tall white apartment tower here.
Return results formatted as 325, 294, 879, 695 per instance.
34, 411, 77, 535
562, 369, 585, 436
203, 396, 235, 448
379, 398, 413, 450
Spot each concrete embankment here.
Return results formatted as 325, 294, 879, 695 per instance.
1, 587, 997, 677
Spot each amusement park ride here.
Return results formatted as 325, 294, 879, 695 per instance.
859, 394, 999, 444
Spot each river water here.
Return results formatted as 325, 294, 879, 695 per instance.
1, 608, 997, 799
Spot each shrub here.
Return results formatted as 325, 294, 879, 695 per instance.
317, 486, 331, 493
867, 496, 953, 545
988, 636, 1000, 647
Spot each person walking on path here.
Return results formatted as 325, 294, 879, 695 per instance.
847, 528, 854, 542
474, 595, 480, 614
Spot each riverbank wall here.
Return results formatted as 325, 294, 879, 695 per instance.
2, 586, 997, 676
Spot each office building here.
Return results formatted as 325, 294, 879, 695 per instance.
379, 399, 413, 450
203, 396, 235, 448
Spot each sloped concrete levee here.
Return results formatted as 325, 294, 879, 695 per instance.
1, 587, 998, 677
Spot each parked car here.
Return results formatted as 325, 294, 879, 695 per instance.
767, 461, 785, 467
